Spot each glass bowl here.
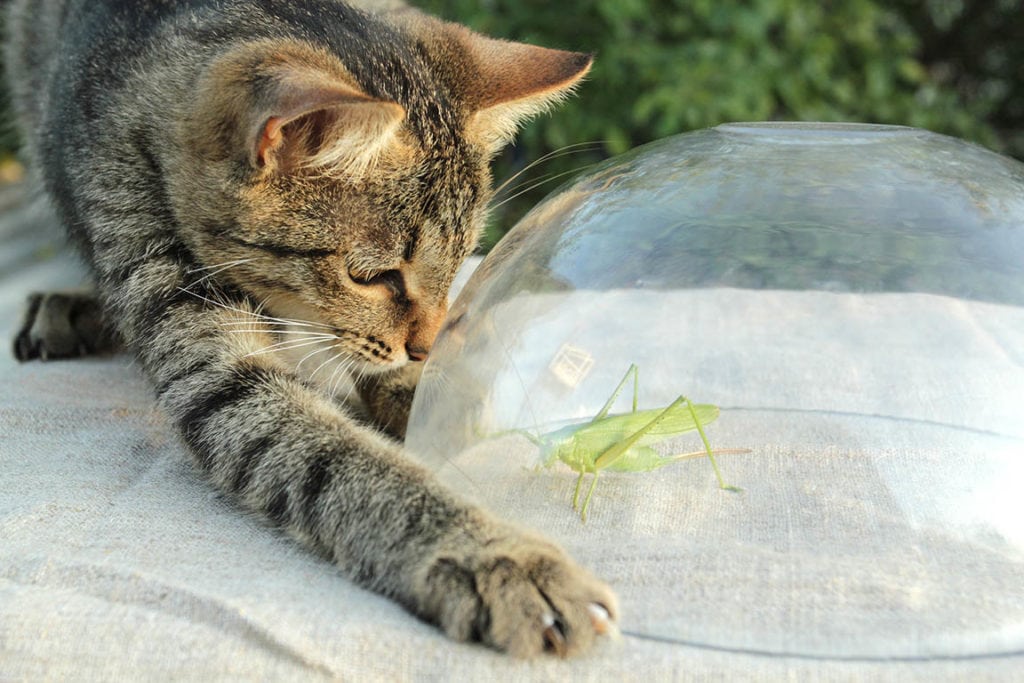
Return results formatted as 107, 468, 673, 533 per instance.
405, 123, 1024, 659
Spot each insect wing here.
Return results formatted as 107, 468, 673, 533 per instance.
564, 417, 647, 463
534, 402, 719, 471
592, 402, 720, 449
602, 445, 673, 473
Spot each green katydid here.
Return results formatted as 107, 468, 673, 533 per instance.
520, 363, 743, 521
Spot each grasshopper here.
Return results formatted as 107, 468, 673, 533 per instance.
523, 364, 742, 521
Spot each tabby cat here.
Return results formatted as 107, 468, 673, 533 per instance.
5, 0, 616, 657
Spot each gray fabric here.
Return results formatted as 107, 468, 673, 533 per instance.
2, 183, 1021, 680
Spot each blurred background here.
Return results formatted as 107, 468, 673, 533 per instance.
421, 0, 1023, 247
1, 1, 1021, 247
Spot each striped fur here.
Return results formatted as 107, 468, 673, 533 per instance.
5, 0, 616, 657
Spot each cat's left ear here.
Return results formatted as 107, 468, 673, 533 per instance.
190, 42, 406, 176
253, 72, 406, 175
459, 31, 593, 152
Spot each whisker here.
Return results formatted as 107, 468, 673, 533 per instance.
295, 344, 337, 374
250, 334, 337, 352
492, 141, 605, 199
179, 289, 272, 320
341, 360, 373, 403
330, 356, 360, 398
340, 356, 368, 398
491, 164, 597, 210
222, 328, 338, 338
323, 358, 344, 396
326, 362, 345, 397
340, 370, 360, 402
418, 365, 454, 409
309, 346, 346, 383
181, 258, 254, 292
219, 315, 336, 330
254, 335, 336, 351
179, 288, 336, 332
428, 366, 454, 399
220, 315, 335, 331
186, 258, 255, 275
242, 337, 337, 358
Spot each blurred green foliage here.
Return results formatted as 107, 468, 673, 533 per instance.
420, 0, 1021, 246
892, 0, 1023, 159
0, 2, 1020, 247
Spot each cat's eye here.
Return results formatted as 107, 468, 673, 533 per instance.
350, 268, 407, 299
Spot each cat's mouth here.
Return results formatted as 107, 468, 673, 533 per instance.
265, 321, 406, 392
239, 292, 423, 390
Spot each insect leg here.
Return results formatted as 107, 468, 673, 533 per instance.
580, 471, 601, 522
572, 469, 587, 511
592, 364, 639, 422
631, 364, 638, 414
684, 398, 740, 491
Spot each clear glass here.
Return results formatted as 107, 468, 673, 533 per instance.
405, 123, 1024, 659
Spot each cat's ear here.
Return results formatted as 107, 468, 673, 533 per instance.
460, 32, 593, 152
191, 42, 406, 175
252, 73, 406, 175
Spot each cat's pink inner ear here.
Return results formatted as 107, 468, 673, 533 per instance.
256, 116, 286, 167
253, 79, 406, 174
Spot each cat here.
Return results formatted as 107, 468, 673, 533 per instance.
5, 0, 617, 658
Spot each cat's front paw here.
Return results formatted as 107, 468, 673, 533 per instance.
13, 291, 115, 361
417, 530, 618, 658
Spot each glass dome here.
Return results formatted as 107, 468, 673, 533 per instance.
405, 123, 1024, 659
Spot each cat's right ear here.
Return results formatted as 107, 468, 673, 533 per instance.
457, 32, 594, 153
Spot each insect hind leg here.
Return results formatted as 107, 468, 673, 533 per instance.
683, 398, 740, 491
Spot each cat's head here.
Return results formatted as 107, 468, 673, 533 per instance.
176, 9, 590, 376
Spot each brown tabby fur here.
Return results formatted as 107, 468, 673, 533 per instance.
5, 0, 616, 657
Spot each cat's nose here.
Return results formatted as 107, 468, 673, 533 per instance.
406, 301, 446, 363
406, 344, 429, 362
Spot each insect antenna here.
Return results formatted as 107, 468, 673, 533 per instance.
493, 323, 545, 442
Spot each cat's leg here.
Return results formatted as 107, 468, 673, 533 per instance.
105, 266, 615, 657
13, 289, 119, 361
355, 364, 619, 653
354, 363, 421, 439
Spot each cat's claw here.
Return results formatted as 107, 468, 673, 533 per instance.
541, 613, 567, 656
588, 602, 614, 636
